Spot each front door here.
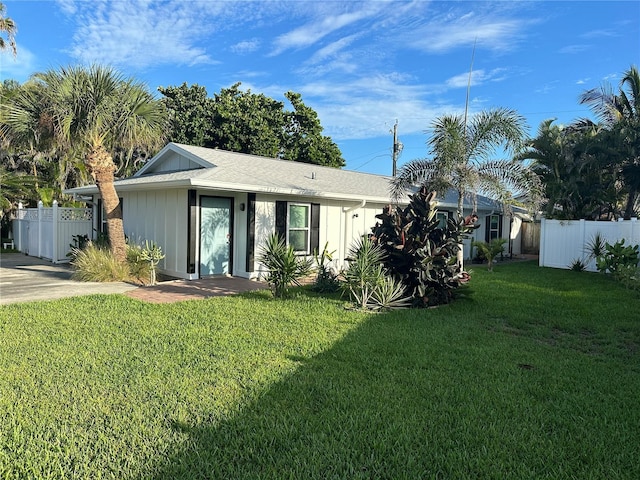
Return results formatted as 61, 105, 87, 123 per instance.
200, 196, 232, 276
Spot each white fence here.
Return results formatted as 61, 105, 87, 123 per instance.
13, 201, 93, 264
539, 217, 640, 271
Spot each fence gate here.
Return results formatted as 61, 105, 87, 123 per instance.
521, 221, 541, 255
13, 201, 93, 264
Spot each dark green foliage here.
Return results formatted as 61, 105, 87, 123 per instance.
569, 258, 587, 272
595, 239, 639, 275
158, 82, 345, 168
370, 186, 473, 306
258, 234, 314, 298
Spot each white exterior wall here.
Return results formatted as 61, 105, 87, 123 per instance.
540, 218, 640, 271
118, 189, 251, 280
122, 189, 189, 278
252, 194, 386, 278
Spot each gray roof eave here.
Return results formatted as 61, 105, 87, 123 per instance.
65, 177, 395, 204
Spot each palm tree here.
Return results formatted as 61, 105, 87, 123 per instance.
391, 108, 541, 267
0, 165, 36, 212
519, 119, 619, 219
0, 2, 17, 56
579, 65, 640, 219
2, 65, 166, 261
391, 108, 542, 217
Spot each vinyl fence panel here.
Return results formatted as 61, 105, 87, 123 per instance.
540, 218, 640, 271
13, 201, 93, 263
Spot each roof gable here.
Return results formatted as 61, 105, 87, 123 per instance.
134, 143, 215, 177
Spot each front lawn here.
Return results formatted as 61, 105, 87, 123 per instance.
1, 261, 638, 479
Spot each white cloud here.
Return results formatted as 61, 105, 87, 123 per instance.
581, 29, 617, 39
0, 44, 37, 82
61, 0, 232, 69
559, 44, 590, 54
230, 39, 261, 55
270, 3, 384, 56
576, 78, 590, 85
407, 12, 528, 53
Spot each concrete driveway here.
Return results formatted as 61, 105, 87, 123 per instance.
0, 253, 138, 305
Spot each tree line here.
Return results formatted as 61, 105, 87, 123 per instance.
0, 65, 344, 259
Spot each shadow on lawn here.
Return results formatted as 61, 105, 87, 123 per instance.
138, 307, 465, 479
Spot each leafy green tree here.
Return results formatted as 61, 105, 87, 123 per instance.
158, 83, 214, 147
282, 91, 345, 167
0, 2, 17, 56
580, 65, 640, 219
158, 82, 345, 168
211, 83, 285, 157
2, 65, 166, 262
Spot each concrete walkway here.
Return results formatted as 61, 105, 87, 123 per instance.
0, 253, 138, 305
0, 253, 268, 305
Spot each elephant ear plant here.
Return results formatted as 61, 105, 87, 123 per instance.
370, 186, 474, 306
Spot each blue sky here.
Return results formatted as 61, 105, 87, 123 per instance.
1, 0, 638, 176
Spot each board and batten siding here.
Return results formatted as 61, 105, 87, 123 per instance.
251, 194, 386, 278
122, 189, 189, 278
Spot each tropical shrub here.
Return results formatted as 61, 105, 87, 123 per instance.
370, 186, 473, 306
258, 234, 314, 298
312, 242, 341, 293
472, 238, 507, 272
595, 239, 639, 275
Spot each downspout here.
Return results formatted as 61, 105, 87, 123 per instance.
343, 200, 367, 268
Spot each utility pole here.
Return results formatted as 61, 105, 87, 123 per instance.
391, 119, 402, 177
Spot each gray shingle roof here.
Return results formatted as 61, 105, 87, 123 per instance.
65, 143, 508, 211
69, 143, 397, 203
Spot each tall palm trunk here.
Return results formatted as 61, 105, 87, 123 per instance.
87, 145, 126, 262
457, 190, 465, 268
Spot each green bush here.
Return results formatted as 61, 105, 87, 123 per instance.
258, 234, 314, 298
595, 239, 639, 275
472, 238, 507, 272
370, 186, 474, 306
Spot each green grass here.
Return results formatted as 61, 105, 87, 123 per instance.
0, 261, 638, 479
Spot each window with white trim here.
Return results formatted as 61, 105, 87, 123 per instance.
287, 203, 311, 253
488, 214, 500, 240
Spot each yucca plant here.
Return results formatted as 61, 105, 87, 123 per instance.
341, 236, 388, 309
258, 234, 314, 298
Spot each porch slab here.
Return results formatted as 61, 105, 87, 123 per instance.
125, 276, 269, 303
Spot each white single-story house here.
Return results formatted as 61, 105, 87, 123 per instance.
66, 143, 525, 280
